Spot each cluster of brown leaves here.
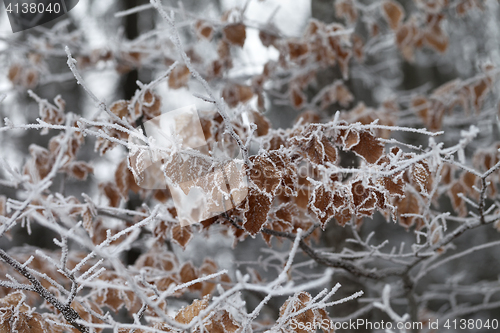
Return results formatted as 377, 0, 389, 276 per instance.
411, 66, 496, 131
23, 118, 92, 183
279, 291, 332, 333
154, 295, 240, 333
8, 60, 39, 89
0, 292, 63, 333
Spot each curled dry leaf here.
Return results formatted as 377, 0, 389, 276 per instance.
410, 160, 432, 194
195, 20, 214, 40
382, 0, 405, 30
64, 161, 93, 180
110, 100, 129, 118
335, 0, 358, 24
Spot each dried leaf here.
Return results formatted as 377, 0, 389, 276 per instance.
410, 161, 432, 193
0, 196, 6, 216
99, 182, 121, 208
195, 20, 214, 40
301, 136, 338, 165
175, 296, 209, 324
110, 100, 129, 118
424, 28, 449, 53
66, 161, 93, 180
204, 310, 240, 333
243, 189, 272, 235
397, 191, 420, 228
335, 0, 358, 24
350, 131, 384, 163
223, 23, 246, 47
168, 65, 190, 89
309, 185, 335, 227
382, 0, 405, 30
171, 224, 193, 249
249, 110, 270, 136
449, 181, 467, 216
288, 41, 309, 60
222, 84, 254, 108
290, 85, 306, 109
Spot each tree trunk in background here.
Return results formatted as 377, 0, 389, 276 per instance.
123, 0, 140, 100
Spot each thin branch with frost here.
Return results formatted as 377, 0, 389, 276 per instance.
150, 0, 251, 166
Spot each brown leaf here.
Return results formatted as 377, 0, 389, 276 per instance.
248, 154, 282, 195
259, 29, 278, 48
410, 161, 433, 193
343, 130, 360, 150
223, 23, 246, 47
0, 195, 6, 216
290, 85, 306, 109
301, 136, 338, 165
66, 161, 93, 180
351, 131, 384, 163
424, 28, 449, 53
172, 224, 193, 249
309, 185, 335, 227
222, 84, 254, 108
449, 181, 467, 216
279, 292, 317, 333
351, 180, 377, 216
115, 159, 140, 199
243, 189, 272, 235
382, 0, 405, 30
179, 262, 202, 291
175, 296, 209, 324
195, 20, 214, 40
99, 182, 121, 208
8, 63, 22, 84
397, 191, 420, 228
288, 41, 309, 60
168, 65, 190, 89
249, 110, 270, 136
205, 310, 240, 333
335, 0, 358, 24
470, 78, 491, 112
110, 100, 129, 118
380, 174, 405, 196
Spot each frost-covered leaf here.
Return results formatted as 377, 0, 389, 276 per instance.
382, 0, 405, 30
350, 131, 384, 163
175, 295, 209, 324
243, 189, 272, 235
